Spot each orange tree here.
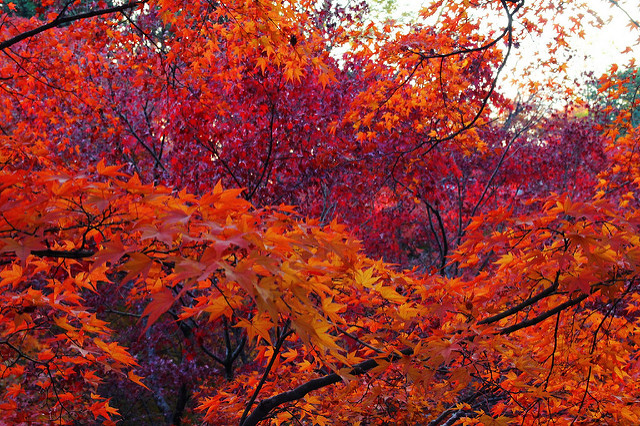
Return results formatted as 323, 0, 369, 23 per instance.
2, 0, 640, 424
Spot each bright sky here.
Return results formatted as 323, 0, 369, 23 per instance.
389, 0, 640, 100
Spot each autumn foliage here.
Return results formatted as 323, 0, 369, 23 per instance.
2, 0, 640, 424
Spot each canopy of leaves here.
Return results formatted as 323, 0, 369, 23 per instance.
1, 0, 640, 424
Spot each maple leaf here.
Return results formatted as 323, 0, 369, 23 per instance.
92, 239, 127, 268
89, 399, 120, 421
0, 264, 22, 288
355, 268, 379, 288
96, 159, 127, 177
120, 252, 154, 285
140, 288, 176, 332
236, 315, 275, 345
475, 414, 512, 426
127, 370, 149, 390
0, 238, 43, 265
377, 285, 406, 304
2, 0, 640, 424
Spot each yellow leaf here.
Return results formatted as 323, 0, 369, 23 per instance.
53, 316, 77, 332
398, 303, 420, 320
378, 286, 406, 303
321, 297, 345, 322
621, 406, 639, 422
355, 268, 379, 288
281, 348, 298, 364
0, 264, 22, 288
495, 252, 514, 266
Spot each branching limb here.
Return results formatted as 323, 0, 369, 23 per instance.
239, 320, 293, 425
30, 248, 96, 259
499, 293, 588, 335
241, 347, 413, 426
478, 272, 560, 326
0, 1, 148, 51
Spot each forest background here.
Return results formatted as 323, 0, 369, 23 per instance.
1, 0, 640, 424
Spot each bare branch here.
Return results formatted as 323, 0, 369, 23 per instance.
30, 248, 95, 259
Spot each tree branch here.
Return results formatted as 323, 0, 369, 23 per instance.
240, 321, 292, 425
241, 348, 413, 426
499, 293, 588, 335
242, 287, 589, 424
30, 248, 96, 259
478, 272, 559, 326
0, 1, 148, 51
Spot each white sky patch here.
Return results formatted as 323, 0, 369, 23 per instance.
389, 0, 640, 100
